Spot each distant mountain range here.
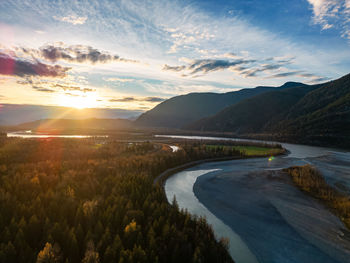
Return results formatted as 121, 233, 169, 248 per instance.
185, 84, 320, 133
0, 104, 142, 126
135, 82, 305, 128
136, 73, 350, 148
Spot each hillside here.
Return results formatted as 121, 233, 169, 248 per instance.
186, 84, 318, 133
268, 73, 350, 144
186, 73, 350, 147
135, 82, 305, 129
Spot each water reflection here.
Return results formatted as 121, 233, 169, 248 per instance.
7, 131, 107, 139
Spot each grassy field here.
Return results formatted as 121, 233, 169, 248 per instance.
206, 145, 284, 157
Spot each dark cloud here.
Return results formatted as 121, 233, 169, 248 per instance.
109, 96, 165, 103
163, 58, 255, 75
267, 71, 302, 78
0, 52, 70, 77
308, 76, 330, 83
52, 84, 94, 93
298, 73, 316, 78
189, 59, 255, 75
241, 60, 293, 78
163, 55, 296, 78
20, 44, 138, 65
297, 73, 329, 82
32, 86, 56, 93
241, 68, 260, 77
144, 97, 165, 102
162, 64, 186, 72
232, 66, 247, 72
109, 97, 136, 102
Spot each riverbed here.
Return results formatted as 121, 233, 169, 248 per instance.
164, 135, 350, 263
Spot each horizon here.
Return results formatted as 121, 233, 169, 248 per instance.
1, 0, 349, 113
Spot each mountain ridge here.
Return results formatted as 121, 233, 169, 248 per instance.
186, 73, 349, 148
135, 82, 304, 129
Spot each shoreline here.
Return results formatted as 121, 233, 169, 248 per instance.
153, 150, 287, 187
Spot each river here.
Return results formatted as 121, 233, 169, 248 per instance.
163, 135, 350, 263
6, 131, 107, 138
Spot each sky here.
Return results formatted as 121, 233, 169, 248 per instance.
0, 0, 349, 112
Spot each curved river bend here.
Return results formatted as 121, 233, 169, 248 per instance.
164, 135, 350, 263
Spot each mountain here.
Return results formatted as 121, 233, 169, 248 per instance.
186, 84, 318, 133
135, 82, 304, 129
186, 73, 350, 147
0, 104, 142, 126
11, 118, 132, 132
268, 73, 350, 141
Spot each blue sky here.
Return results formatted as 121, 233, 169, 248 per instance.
0, 0, 349, 110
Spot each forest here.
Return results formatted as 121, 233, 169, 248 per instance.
0, 135, 254, 263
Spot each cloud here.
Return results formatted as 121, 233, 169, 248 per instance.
303, 75, 331, 83
144, 97, 165, 102
240, 58, 294, 77
109, 97, 136, 102
52, 84, 95, 93
163, 58, 256, 76
20, 44, 138, 65
53, 15, 87, 25
16, 77, 95, 94
32, 86, 55, 93
267, 71, 303, 78
307, 0, 350, 40
164, 56, 295, 78
265, 71, 330, 83
162, 64, 186, 72
109, 96, 165, 103
0, 52, 70, 77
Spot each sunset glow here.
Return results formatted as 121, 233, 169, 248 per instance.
0, 0, 349, 115
57, 92, 100, 109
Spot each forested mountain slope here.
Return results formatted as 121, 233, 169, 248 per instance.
185, 73, 350, 147
186, 84, 318, 133
135, 82, 304, 129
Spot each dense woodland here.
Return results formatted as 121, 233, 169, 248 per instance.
191, 73, 350, 148
0, 135, 241, 263
284, 165, 350, 229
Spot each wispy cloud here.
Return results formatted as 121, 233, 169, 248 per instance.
266, 71, 303, 79
32, 86, 55, 93
53, 15, 87, 25
163, 58, 256, 76
145, 97, 165, 102
52, 84, 95, 93
20, 43, 138, 64
163, 56, 301, 79
307, 0, 350, 40
109, 96, 165, 103
109, 97, 136, 102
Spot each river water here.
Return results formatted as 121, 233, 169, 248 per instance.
6, 131, 107, 138
163, 135, 350, 263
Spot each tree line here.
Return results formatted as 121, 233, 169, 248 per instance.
284, 165, 350, 229
0, 137, 236, 263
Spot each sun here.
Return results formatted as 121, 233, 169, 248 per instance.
57, 92, 99, 109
